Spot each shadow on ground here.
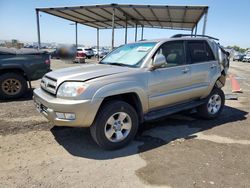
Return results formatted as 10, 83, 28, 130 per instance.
51, 106, 248, 160
0, 88, 34, 103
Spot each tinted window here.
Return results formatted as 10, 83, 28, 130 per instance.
155, 41, 185, 68
187, 41, 215, 63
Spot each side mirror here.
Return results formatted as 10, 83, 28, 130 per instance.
151, 53, 166, 70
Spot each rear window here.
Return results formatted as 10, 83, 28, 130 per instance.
85, 49, 92, 51
187, 41, 215, 63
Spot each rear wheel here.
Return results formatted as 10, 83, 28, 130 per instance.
0, 73, 27, 100
90, 100, 139, 150
197, 88, 225, 119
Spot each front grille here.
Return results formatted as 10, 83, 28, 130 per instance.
41, 75, 57, 95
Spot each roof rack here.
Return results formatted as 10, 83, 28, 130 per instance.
171, 34, 219, 41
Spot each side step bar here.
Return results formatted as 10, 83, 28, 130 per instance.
144, 100, 206, 121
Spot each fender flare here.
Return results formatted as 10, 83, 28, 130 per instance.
0, 64, 30, 80
91, 81, 149, 113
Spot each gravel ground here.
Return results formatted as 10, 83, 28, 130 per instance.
0, 60, 250, 188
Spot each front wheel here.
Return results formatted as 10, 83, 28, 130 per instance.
197, 88, 225, 119
90, 100, 139, 150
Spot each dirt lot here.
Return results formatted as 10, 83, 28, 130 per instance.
0, 60, 250, 188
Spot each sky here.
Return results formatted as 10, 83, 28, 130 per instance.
0, 0, 250, 48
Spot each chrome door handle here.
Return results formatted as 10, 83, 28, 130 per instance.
182, 67, 190, 73
211, 64, 217, 68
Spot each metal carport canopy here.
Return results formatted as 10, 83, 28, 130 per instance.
36, 4, 209, 50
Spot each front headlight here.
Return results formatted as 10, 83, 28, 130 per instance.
57, 82, 88, 98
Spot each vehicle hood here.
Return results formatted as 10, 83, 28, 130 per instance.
45, 64, 131, 83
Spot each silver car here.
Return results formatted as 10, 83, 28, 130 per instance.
34, 36, 229, 150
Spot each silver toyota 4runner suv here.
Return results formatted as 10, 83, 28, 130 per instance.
34, 35, 229, 150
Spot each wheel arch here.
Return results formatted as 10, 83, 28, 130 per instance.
0, 67, 29, 81
215, 71, 226, 89
98, 92, 144, 123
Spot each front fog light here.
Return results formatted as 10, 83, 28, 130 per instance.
64, 113, 76, 120
56, 112, 76, 120
56, 112, 65, 119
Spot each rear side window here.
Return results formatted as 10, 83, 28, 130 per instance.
187, 41, 215, 63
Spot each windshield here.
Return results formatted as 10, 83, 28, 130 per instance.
100, 42, 156, 67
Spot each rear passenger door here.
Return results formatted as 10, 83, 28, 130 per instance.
186, 40, 218, 98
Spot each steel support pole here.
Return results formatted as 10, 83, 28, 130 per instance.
75, 22, 78, 49
202, 11, 208, 35
111, 8, 115, 50
36, 10, 41, 49
125, 17, 127, 44
141, 26, 144, 40
191, 28, 193, 36
97, 28, 99, 61
135, 23, 138, 42
195, 24, 198, 36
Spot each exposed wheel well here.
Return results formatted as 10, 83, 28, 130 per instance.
215, 73, 226, 88
100, 93, 144, 123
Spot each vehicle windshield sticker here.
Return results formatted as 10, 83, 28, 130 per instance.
136, 46, 152, 52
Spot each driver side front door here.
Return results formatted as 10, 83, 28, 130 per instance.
148, 41, 192, 110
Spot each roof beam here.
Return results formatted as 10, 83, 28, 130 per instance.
42, 10, 102, 28
100, 8, 134, 27
115, 7, 144, 26
132, 7, 152, 27
69, 9, 110, 28
84, 8, 124, 28
81, 19, 195, 24
165, 6, 173, 29
111, 4, 208, 10
181, 6, 188, 29
148, 6, 163, 28
37, 4, 208, 11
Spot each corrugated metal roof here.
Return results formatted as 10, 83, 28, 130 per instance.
37, 4, 208, 30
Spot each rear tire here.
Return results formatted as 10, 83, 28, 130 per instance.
197, 88, 225, 119
0, 73, 27, 100
90, 100, 139, 150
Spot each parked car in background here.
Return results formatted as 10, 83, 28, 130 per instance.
242, 54, 250, 62
233, 54, 245, 61
77, 48, 94, 59
93, 48, 108, 58
74, 49, 86, 63
34, 35, 229, 150
0, 47, 51, 99
50, 49, 61, 59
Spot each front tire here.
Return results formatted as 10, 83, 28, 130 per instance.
90, 100, 139, 150
197, 88, 225, 119
0, 73, 28, 100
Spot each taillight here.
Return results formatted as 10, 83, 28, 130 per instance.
45, 59, 50, 65
77, 52, 86, 58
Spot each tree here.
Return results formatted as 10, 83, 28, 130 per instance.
226, 45, 246, 53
